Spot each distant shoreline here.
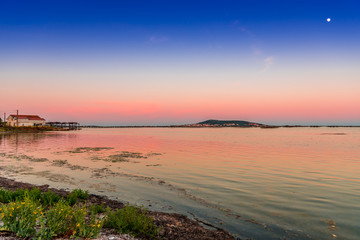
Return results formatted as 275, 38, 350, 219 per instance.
1, 125, 359, 133
81, 119, 359, 128
81, 125, 360, 128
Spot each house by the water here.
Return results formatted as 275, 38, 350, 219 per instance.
7, 115, 46, 127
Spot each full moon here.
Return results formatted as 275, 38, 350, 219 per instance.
327, 18, 331, 22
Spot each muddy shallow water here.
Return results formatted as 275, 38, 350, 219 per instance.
0, 128, 359, 239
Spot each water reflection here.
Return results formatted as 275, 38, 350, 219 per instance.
0, 128, 359, 240
0, 132, 78, 148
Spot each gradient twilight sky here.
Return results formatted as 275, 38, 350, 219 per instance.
1, 0, 360, 125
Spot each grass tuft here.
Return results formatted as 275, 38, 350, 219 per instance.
105, 204, 159, 238
89, 203, 108, 215
66, 189, 88, 206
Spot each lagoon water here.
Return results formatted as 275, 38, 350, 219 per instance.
0, 128, 359, 239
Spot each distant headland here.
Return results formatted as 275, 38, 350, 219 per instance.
184, 119, 264, 127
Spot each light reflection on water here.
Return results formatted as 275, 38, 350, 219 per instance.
0, 128, 360, 240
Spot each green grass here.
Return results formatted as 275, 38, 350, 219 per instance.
0, 188, 160, 239
105, 204, 159, 239
66, 189, 88, 206
0, 187, 82, 207
89, 203, 108, 215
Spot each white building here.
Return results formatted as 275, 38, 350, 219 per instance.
7, 115, 46, 127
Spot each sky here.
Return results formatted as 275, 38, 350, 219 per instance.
1, 0, 360, 125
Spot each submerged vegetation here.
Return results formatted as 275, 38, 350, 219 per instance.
103, 152, 147, 162
0, 187, 160, 239
66, 147, 114, 154
91, 151, 162, 163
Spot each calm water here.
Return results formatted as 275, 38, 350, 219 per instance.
0, 128, 359, 239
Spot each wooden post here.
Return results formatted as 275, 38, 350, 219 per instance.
16, 110, 19, 127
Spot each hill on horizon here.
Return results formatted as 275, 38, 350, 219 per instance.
194, 119, 264, 127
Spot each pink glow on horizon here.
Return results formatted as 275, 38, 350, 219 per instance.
2, 72, 359, 124
6, 96, 357, 125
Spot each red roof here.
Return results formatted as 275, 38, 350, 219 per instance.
9, 115, 45, 121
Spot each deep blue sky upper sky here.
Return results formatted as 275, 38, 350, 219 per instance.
1, 0, 359, 125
